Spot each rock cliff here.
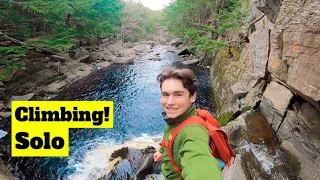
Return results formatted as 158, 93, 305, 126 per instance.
211, 0, 320, 179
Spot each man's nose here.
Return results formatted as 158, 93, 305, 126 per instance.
167, 95, 175, 104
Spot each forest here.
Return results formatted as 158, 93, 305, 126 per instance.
0, 0, 250, 81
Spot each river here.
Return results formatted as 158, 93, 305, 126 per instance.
17, 46, 216, 180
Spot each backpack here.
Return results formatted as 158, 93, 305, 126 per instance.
159, 108, 236, 175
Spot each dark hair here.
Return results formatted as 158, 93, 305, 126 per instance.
157, 67, 198, 96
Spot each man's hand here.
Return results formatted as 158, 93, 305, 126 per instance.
153, 152, 163, 161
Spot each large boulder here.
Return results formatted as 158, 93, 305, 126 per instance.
169, 38, 183, 47
50, 55, 66, 62
7, 93, 35, 109
112, 56, 136, 64
268, 1, 320, 103
243, 79, 266, 108
78, 55, 91, 63
231, 81, 249, 98
97, 145, 161, 180
252, 0, 282, 23
74, 47, 89, 59
6, 69, 60, 96
260, 81, 293, 130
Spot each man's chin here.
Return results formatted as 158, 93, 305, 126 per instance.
166, 113, 179, 119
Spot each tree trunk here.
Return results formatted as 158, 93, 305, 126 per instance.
65, 13, 71, 27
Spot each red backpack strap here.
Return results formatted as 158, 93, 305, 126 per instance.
167, 115, 206, 175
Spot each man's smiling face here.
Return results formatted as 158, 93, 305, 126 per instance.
160, 78, 196, 118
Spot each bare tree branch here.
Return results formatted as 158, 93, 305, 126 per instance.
245, 14, 265, 30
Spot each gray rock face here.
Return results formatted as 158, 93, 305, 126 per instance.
269, 1, 320, 102
277, 102, 320, 180
243, 79, 266, 108
280, 139, 320, 180
252, 0, 282, 23
221, 114, 246, 146
231, 81, 249, 98
222, 155, 246, 180
260, 82, 293, 130
7, 69, 60, 96
252, 28, 269, 78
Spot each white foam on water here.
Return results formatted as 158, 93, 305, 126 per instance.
0, 129, 7, 139
242, 143, 275, 175
131, 133, 163, 143
67, 133, 163, 180
67, 138, 119, 180
252, 145, 275, 174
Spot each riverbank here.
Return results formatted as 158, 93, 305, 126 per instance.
1, 40, 157, 102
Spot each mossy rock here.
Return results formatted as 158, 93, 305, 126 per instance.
217, 111, 234, 126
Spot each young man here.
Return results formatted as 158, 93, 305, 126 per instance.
154, 68, 222, 180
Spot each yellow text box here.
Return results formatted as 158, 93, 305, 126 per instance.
11, 101, 114, 157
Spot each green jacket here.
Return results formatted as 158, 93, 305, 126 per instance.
160, 104, 222, 180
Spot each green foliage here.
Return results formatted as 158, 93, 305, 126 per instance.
217, 112, 234, 126
162, 0, 250, 58
216, 0, 249, 34
242, 106, 252, 112
0, 60, 25, 81
27, 27, 76, 52
0, 46, 29, 57
183, 29, 198, 44
195, 37, 227, 53
1, 0, 123, 52
29, 35, 75, 52
121, 0, 163, 42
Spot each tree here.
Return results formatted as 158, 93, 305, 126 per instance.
161, 0, 250, 61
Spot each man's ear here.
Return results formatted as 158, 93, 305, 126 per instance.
190, 92, 197, 103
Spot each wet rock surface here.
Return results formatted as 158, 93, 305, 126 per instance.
222, 111, 295, 180
277, 102, 320, 179
99, 146, 161, 180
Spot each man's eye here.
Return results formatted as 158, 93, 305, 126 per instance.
162, 94, 169, 97
175, 94, 183, 97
